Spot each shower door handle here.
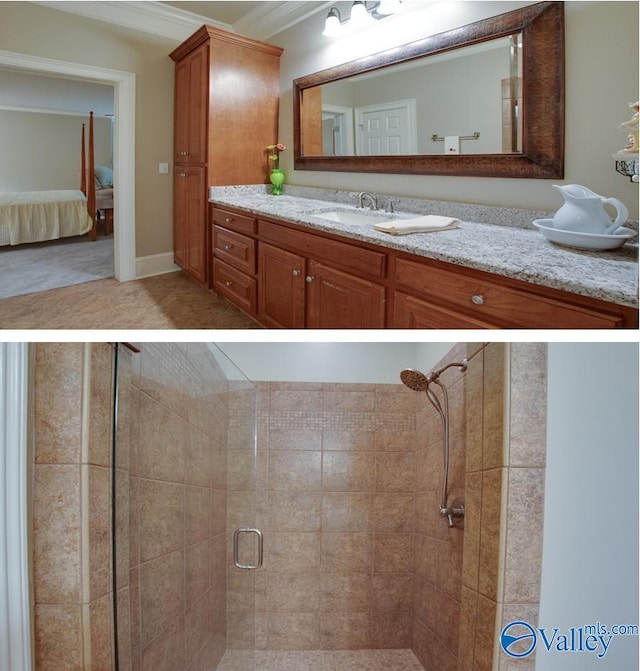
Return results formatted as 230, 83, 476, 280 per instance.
233, 528, 264, 570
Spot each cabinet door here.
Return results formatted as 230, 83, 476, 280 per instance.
174, 166, 207, 285
393, 292, 497, 329
258, 243, 306, 328
306, 260, 386, 329
174, 44, 208, 164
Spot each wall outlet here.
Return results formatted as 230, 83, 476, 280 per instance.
159, 162, 169, 174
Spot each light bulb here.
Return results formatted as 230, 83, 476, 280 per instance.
377, 0, 400, 15
350, 1, 373, 28
322, 8, 342, 37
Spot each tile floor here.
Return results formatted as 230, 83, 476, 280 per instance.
217, 649, 425, 671
0, 271, 259, 330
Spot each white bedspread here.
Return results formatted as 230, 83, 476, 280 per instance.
0, 190, 93, 246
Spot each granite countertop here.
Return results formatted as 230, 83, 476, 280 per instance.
209, 185, 639, 309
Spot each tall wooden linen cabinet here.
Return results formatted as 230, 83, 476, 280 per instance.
170, 26, 283, 286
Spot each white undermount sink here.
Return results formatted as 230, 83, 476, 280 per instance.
310, 209, 391, 225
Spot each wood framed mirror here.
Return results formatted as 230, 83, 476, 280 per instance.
293, 1, 564, 178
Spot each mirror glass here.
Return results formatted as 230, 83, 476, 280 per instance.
294, 2, 564, 179
304, 34, 522, 158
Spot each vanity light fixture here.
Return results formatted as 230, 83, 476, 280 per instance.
322, 1, 400, 37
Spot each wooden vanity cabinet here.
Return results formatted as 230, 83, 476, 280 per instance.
209, 205, 637, 329
170, 27, 282, 286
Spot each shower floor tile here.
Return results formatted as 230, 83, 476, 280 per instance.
217, 649, 425, 670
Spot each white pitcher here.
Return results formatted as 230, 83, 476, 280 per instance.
552, 184, 628, 235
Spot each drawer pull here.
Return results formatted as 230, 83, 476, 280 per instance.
225, 217, 234, 224
471, 294, 485, 306
306, 275, 315, 283
223, 244, 234, 250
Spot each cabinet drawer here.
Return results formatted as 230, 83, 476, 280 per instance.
395, 257, 623, 329
210, 207, 256, 235
259, 219, 387, 279
213, 225, 256, 274
393, 292, 497, 329
212, 258, 257, 315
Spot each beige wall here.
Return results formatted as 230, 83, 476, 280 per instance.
0, 1, 178, 257
274, 1, 639, 219
0, 110, 112, 191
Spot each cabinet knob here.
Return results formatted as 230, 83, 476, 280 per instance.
306, 275, 315, 283
292, 269, 301, 277
225, 217, 233, 224
225, 281, 233, 287
223, 244, 234, 250
471, 294, 485, 305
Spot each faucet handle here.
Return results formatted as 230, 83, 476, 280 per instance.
385, 199, 396, 213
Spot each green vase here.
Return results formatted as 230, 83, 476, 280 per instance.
269, 168, 285, 195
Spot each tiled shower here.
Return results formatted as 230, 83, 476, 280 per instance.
30, 342, 546, 671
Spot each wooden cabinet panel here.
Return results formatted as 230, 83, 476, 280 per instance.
395, 257, 624, 329
258, 243, 306, 328
306, 260, 386, 329
393, 292, 497, 329
174, 44, 208, 164
259, 220, 386, 279
211, 207, 256, 235
212, 258, 257, 316
212, 226, 256, 274
174, 166, 207, 285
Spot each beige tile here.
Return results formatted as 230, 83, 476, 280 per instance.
87, 465, 112, 601
137, 479, 184, 563
34, 343, 83, 464
210, 533, 226, 584
373, 533, 413, 573
87, 593, 114, 671
227, 449, 257, 491
33, 464, 81, 603
478, 468, 504, 601
373, 493, 415, 533
462, 471, 482, 591
270, 389, 323, 412
320, 572, 371, 612
34, 604, 84, 671
375, 387, 417, 414
375, 452, 416, 492
269, 428, 322, 451
139, 550, 185, 646
457, 586, 478, 671
185, 425, 212, 488
269, 451, 322, 491
504, 468, 545, 603
371, 573, 412, 612
323, 430, 375, 451
268, 492, 322, 532
267, 573, 321, 612
322, 533, 373, 572
374, 430, 417, 452
474, 595, 498, 671
267, 532, 321, 573
323, 452, 375, 491
185, 540, 210, 607
322, 390, 375, 412
268, 613, 320, 649
463, 352, 484, 474
186, 484, 210, 546
141, 615, 185, 671
185, 592, 211, 668
483, 344, 507, 470
322, 492, 373, 532
210, 488, 226, 536
88, 343, 114, 467
320, 612, 371, 649
370, 612, 411, 648
413, 534, 439, 584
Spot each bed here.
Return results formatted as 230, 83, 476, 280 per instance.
0, 111, 100, 247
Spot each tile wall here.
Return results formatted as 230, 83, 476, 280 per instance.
239, 380, 420, 652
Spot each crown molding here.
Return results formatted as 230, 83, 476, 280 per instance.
32, 1, 332, 42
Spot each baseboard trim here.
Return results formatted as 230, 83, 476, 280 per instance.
135, 252, 180, 279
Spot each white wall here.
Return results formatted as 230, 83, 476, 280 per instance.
273, 1, 639, 218
214, 342, 456, 383
536, 343, 639, 671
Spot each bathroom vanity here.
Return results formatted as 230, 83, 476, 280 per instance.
208, 187, 638, 329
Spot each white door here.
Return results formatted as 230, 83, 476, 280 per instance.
355, 99, 418, 155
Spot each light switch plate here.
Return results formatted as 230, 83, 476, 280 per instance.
159, 162, 169, 174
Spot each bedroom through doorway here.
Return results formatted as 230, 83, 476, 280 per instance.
0, 72, 116, 298
0, 51, 136, 294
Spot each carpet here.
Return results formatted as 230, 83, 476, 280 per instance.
0, 235, 114, 299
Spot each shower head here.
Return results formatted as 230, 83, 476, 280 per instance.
400, 368, 430, 392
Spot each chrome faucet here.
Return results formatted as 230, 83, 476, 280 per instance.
357, 192, 379, 210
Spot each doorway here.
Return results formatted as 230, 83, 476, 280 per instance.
0, 50, 136, 281
355, 99, 417, 156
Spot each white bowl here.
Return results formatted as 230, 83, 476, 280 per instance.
532, 219, 637, 251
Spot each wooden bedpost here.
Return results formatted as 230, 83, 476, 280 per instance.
87, 111, 96, 241
80, 123, 86, 195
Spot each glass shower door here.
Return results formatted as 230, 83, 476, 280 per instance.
112, 343, 258, 671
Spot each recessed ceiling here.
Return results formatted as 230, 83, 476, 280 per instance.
159, 1, 265, 26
